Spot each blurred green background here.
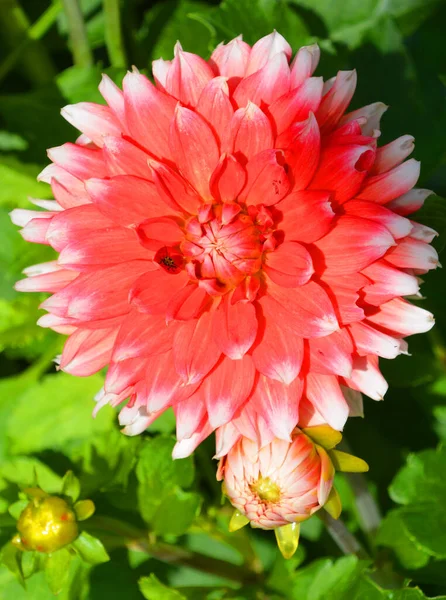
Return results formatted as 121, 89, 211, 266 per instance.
1, 0, 446, 598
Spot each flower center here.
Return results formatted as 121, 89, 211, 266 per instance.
251, 476, 281, 503
181, 204, 264, 286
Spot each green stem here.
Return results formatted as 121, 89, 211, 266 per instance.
319, 511, 370, 559
88, 515, 261, 585
0, 0, 59, 86
61, 0, 93, 67
103, 0, 127, 68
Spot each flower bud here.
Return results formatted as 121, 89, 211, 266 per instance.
16, 496, 78, 553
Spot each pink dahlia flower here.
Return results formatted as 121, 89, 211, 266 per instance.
218, 424, 368, 557
11, 32, 437, 458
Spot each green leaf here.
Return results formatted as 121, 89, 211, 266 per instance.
0, 131, 28, 152
376, 509, 430, 569
0, 542, 24, 587
0, 156, 51, 209
8, 500, 28, 521
152, 488, 201, 536
44, 547, 73, 595
139, 574, 187, 600
72, 531, 109, 565
136, 436, 197, 530
61, 471, 81, 503
305, 555, 365, 600
0, 456, 62, 493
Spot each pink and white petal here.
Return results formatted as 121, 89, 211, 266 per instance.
149, 160, 201, 214
210, 36, 251, 80
357, 159, 420, 204
215, 422, 242, 458
106, 356, 148, 394
233, 52, 290, 107
39, 166, 90, 208
166, 283, 211, 322
46, 204, 115, 251
123, 71, 177, 160
316, 70, 357, 133
316, 445, 335, 505
371, 135, 415, 175
314, 215, 395, 276
173, 312, 221, 384
366, 298, 435, 336
361, 260, 420, 305
385, 238, 439, 271
174, 391, 208, 441
196, 76, 234, 144
209, 154, 246, 203
341, 385, 364, 417
409, 222, 438, 243
387, 188, 433, 216
61, 103, 122, 146
172, 419, 214, 459
290, 44, 320, 89
113, 311, 175, 361
130, 268, 188, 315
165, 44, 214, 106
102, 136, 153, 178
47, 143, 107, 180
170, 105, 220, 201
15, 267, 78, 293
270, 77, 323, 135
60, 327, 118, 376
308, 329, 353, 378
213, 294, 258, 359
340, 102, 388, 136
306, 373, 349, 430
225, 102, 274, 162
239, 149, 290, 206
349, 321, 407, 359
152, 58, 171, 89
99, 74, 126, 128
277, 190, 334, 243
252, 319, 303, 385
344, 355, 388, 401
252, 375, 302, 441
343, 199, 412, 239
264, 241, 313, 287
245, 31, 292, 76
145, 350, 197, 413
203, 355, 255, 429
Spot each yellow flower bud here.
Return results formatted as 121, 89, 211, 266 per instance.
17, 496, 78, 553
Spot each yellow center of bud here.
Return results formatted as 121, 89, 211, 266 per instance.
251, 476, 281, 503
16, 496, 78, 553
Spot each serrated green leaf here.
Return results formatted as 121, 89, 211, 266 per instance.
44, 547, 73, 595
72, 531, 109, 565
152, 489, 201, 536
139, 574, 187, 600
389, 447, 446, 505
61, 471, 81, 503
376, 509, 431, 569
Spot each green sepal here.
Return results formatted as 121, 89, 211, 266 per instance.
44, 547, 73, 595
8, 500, 28, 521
72, 531, 110, 565
0, 542, 25, 587
21, 551, 40, 579
61, 471, 81, 504
74, 499, 95, 521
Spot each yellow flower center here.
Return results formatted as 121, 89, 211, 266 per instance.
251, 476, 281, 503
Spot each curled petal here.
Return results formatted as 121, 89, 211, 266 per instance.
385, 238, 439, 272
357, 159, 420, 204
277, 190, 335, 244
245, 31, 292, 76
366, 298, 435, 336
264, 241, 314, 287
371, 135, 415, 175
343, 200, 412, 239
290, 43, 320, 89
269, 76, 323, 135
61, 103, 122, 147
387, 188, 433, 216
316, 70, 357, 133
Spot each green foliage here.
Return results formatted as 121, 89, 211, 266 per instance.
1, 0, 446, 597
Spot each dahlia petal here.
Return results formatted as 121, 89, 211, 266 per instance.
245, 31, 292, 76
290, 44, 320, 89
310, 144, 375, 204
252, 319, 303, 384
316, 445, 335, 505
144, 350, 196, 413
121, 409, 161, 437
277, 190, 334, 243
263, 279, 339, 338
409, 222, 438, 243
123, 71, 176, 160
371, 135, 415, 175
357, 159, 420, 204
136, 216, 183, 251
314, 215, 395, 276
232, 401, 275, 448
233, 52, 290, 107
152, 58, 171, 89
361, 260, 420, 305
343, 199, 412, 239
15, 214, 54, 244
86, 175, 179, 227
37, 313, 77, 334
165, 44, 214, 106
130, 268, 188, 315
45, 169, 90, 209
308, 329, 354, 378
306, 373, 349, 430
323, 276, 366, 325
60, 327, 118, 376
47, 143, 107, 180
30, 198, 63, 212
264, 241, 314, 287
270, 77, 323, 135
196, 76, 234, 144
213, 294, 258, 359
15, 267, 78, 293
239, 149, 290, 206
277, 113, 321, 190
340, 102, 388, 136
298, 396, 326, 428
349, 321, 407, 359
113, 312, 175, 362
61, 103, 121, 147
253, 375, 302, 441
366, 298, 435, 336
58, 227, 148, 270
210, 36, 251, 80
166, 283, 210, 321
203, 355, 255, 428
173, 312, 221, 384
385, 238, 439, 271
10, 208, 54, 228
226, 102, 274, 162
99, 74, 126, 127
387, 188, 433, 216
170, 105, 220, 201
215, 422, 242, 458
43, 260, 153, 322
149, 160, 201, 214
106, 356, 148, 394
172, 420, 214, 459
209, 154, 246, 203
174, 391, 207, 441
341, 385, 364, 417
316, 70, 357, 133
345, 355, 388, 401
46, 204, 115, 252
102, 136, 153, 178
